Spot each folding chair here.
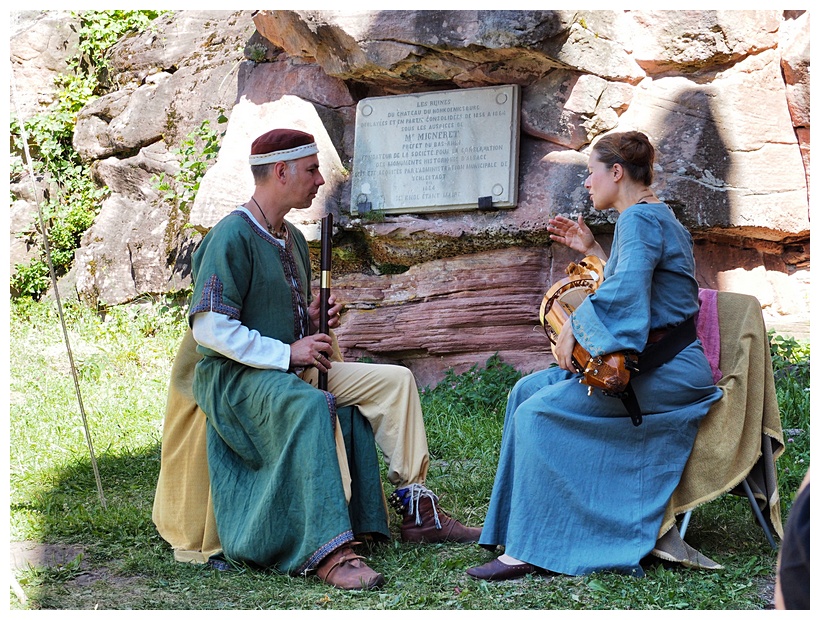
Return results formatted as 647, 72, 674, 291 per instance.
653, 291, 785, 564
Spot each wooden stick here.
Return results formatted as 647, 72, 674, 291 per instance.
318, 213, 332, 391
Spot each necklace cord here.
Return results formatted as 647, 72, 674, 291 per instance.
251, 196, 286, 239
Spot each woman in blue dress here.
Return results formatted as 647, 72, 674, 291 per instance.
467, 131, 722, 581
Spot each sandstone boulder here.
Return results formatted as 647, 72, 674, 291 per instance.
252, 10, 645, 87
9, 199, 41, 293
629, 10, 781, 73
188, 92, 348, 235
522, 70, 634, 149
615, 49, 807, 235
9, 11, 80, 120
779, 11, 810, 200
73, 143, 188, 306
333, 247, 559, 386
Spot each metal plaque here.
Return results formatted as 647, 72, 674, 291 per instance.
351, 85, 520, 215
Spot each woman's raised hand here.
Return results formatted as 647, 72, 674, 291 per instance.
548, 215, 594, 253
548, 215, 606, 260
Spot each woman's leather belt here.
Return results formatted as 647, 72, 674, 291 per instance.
619, 315, 698, 426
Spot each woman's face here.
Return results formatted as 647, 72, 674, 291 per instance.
584, 152, 618, 211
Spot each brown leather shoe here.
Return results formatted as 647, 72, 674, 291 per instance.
315, 543, 384, 590
393, 484, 482, 543
466, 557, 545, 581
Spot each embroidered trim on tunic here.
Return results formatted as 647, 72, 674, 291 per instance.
323, 390, 337, 433
233, 210, 310, 340
233, 209, 276, 245
189, 274, 241, 319
280, 236, 310, 340
298, 529, 355, 575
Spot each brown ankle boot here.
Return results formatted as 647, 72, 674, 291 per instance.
315, 542, 384, 590
392, 484, 482, 543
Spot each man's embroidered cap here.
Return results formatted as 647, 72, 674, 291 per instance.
249, 128, 318, 165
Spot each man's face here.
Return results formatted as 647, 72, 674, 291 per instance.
285, 154, 325, 209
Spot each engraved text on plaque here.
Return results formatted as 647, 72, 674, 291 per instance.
351, 85, 520, 215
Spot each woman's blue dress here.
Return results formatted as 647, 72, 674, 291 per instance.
478, 202, 723, 576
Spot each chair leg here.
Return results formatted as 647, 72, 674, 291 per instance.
678, 480, 777, 549
740, 478, 778, 549
679, 510, 692, 540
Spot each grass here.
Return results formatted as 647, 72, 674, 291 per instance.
8, 297, 810, 610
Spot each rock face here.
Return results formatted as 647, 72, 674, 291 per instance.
9, 11, 79, 119
9, 9, 811, 386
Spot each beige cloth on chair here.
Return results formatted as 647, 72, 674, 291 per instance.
653, 291, 785, 567
152, 328, 221, 563
152, 328, 353, 563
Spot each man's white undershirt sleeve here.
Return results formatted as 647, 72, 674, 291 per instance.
191, 311, 291, 371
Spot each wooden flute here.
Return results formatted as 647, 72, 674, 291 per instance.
318, 213, 332, 391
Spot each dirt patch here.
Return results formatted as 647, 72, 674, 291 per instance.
10, 542, 87, 572
10, 541, 140, 588
758, 574, 776, 609
11, 542, 151, 609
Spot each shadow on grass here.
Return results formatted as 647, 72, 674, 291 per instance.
12, 443, 165, 554
11, 435, 782, 610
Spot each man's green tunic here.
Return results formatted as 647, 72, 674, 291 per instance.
189, 210, 388, 574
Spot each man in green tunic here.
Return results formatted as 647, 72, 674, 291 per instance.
188, 128, 480, 590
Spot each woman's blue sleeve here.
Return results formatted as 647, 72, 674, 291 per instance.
570, 208, 663, 356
